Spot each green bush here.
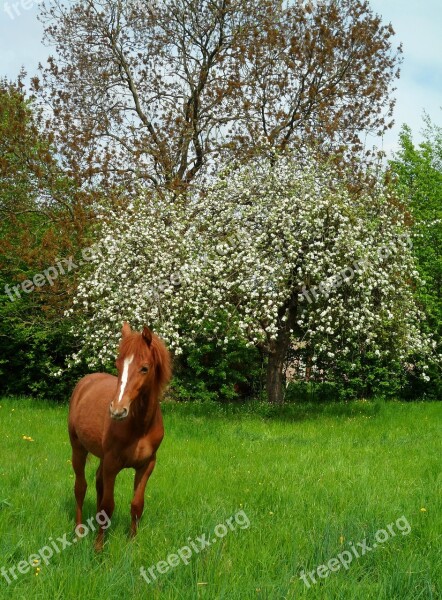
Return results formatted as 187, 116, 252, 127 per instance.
285, 348, 409, 402
0, 276, 87, 401
171, 322, 265, 403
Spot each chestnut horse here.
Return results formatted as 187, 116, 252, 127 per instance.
68, 322, 171, 550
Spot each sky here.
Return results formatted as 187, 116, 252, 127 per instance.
0, 0, 440, 157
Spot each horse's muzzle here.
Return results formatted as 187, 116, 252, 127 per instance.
109, 406, 129, 420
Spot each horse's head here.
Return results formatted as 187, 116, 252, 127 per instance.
109, 322, 171, 421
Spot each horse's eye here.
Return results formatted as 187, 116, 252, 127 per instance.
140, 366, 149, 374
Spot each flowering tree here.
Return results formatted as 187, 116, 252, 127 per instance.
69, 152, 434, 403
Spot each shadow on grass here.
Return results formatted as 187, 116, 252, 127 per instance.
0, 396, 68, 412
161, 398, 384, 423
0, 395, 384, 423
61, 493, 131, 548
62, 494, 97, 529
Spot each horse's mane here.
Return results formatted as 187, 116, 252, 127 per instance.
119, 331, 172, 400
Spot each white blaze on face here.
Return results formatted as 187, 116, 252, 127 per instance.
117, 355, 134, 404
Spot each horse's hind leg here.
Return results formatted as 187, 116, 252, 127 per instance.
95, 460, 103, 511
71, 440, 88, 528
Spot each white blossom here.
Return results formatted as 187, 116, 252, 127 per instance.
68, 152, 435, 379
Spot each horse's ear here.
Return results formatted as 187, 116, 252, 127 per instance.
142, 326, 152, 347
121, 322, 132, 338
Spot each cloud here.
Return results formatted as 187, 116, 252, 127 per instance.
369, 0, 442, 152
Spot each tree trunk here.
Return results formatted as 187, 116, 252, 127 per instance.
266, 338, 289, 404
266, 290, 298, 404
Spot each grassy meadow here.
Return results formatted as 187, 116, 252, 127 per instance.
0, 397, 440, 599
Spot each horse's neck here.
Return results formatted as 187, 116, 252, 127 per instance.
133, 389, 159, 433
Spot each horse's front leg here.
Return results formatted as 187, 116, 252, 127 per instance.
130, 455, 157, 538
95, 458, 120, 552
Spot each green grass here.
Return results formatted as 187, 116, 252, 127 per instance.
0, 397, 440, 599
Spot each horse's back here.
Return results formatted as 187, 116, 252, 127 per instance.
69, 373, 117, 457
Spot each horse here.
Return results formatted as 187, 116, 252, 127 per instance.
68, 322, 171, 551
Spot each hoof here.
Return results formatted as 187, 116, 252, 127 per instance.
94, 538, 104, 552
